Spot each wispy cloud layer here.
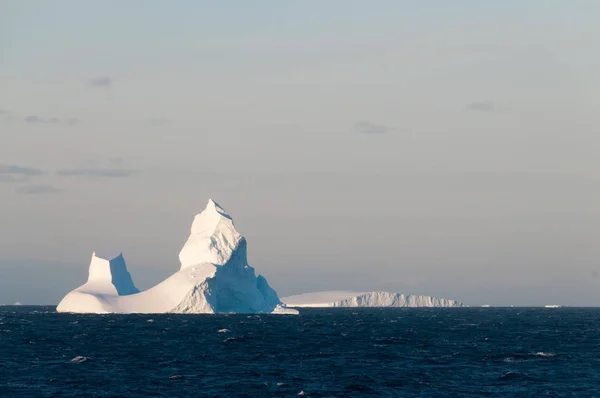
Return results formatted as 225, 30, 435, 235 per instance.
15, 184, 60, 195
353, 121, 389, 134
57, 156, 134, 179
0, 164, 44, 183
149, 117, 170, 127
0, 164, 43, 177
24, 116, 79, 125
467, 101, 495, 112
56, 168, 133, 178
88, 76, 112, 87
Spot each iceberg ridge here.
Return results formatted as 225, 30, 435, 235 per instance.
282, 291, 463, 308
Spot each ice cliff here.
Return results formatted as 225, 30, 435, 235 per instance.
56, 199, 297, 314
82, 252, 139, 296
282, 291, 463, 308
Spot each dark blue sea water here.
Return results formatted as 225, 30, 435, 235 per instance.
1, 307, 600, 397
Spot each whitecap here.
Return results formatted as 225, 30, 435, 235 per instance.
218, 328, 230, 333
534, 352, 555, 357
223, 337, 243, 342
500, 371, 517, 379
70, 356, 90, 363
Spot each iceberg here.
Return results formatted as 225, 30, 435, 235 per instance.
57, 199, 298, 314
282, 291, 463, 308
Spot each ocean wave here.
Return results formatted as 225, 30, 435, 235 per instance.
1, 307, 597, 396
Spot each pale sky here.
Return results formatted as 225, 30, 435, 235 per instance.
1, 1, 599, 306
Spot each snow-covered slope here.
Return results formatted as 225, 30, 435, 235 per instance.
57, 199, 297, 314
282, 291, 463, 308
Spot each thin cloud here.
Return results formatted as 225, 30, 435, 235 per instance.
108, 156, 125, 165
468, 101, 495, 112
0, 109, 8, 115
0, 164, 43, 183
15, 184, 60, 195
353, 121, 388, 134
57, 156, 135, 179
0, 164, 44, 177
24, 116, 79, 125
88, 76, 112, 87
24, 116, 46, 124
149, 117, 170, 127
57, 167, 134, 178
0, 175, 21, 183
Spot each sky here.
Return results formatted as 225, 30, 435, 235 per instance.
1, 1, 599, 306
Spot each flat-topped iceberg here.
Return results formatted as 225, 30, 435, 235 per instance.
282, 291, 463, 308
57, 199, 298, 314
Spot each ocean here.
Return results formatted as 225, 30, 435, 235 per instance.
1, 306, 599, 397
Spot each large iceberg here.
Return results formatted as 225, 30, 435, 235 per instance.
57, 199, 297, 314
282, 291, 463, 308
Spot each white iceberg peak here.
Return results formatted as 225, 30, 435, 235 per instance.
179, 199, 242, 269
57, 198, 297, 315
205, 198, 230, 219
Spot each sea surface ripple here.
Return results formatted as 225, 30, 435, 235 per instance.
1, 307, 600, 397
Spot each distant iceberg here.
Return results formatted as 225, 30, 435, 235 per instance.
282, 291, 463, 308
0, 302, 23, 306
57, 199, 297, 315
